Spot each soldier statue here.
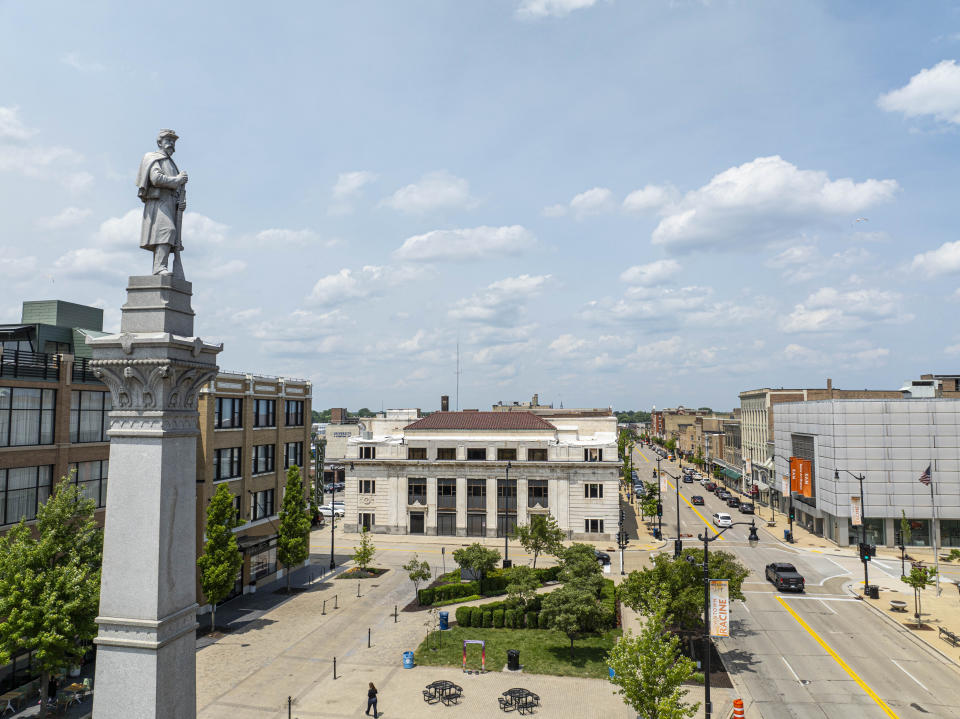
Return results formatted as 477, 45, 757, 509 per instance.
136, 129, 188, 277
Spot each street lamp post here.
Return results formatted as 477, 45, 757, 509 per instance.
503, 461, 512, 568
656, 456, 663, 539
328, 464, 340, 570
690, 520, 759, 719
836, 468, 869, 594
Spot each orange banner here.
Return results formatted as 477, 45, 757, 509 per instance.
789, 457, 801, 493
800, 459, 812, 497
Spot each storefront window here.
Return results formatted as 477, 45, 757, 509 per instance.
941, 520, 960, 547
249, 539, 277, 581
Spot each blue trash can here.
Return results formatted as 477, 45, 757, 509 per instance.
439, 611, 449, 631
608, 667, 615, 678
402, 651, 414, 669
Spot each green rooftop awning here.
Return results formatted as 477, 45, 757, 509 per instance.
721, 467, 741, 480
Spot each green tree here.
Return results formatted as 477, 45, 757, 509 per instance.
542, 583, 602, 659
902, 564, 937, 628
198, 484, 244, 629
641, 481, 659, 520
352, 527, 376, 571
277, 465, 312, 593
504, 565, 540, 609
899, 510, 912, 547
452, 543, 501, 592
559, 543, 604, 596
618, 549, 749, 631
665, 438, 677, 452
512, 514, 565, 568
403, 554, 432, 603
0, 479, 102, 718
607, 591, 700, 719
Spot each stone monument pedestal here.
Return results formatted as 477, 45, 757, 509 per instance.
89, 275, 220, 719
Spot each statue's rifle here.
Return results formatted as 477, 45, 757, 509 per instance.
173, 184, 186, 279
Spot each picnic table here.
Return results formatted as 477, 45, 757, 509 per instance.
423, 680, 463, 706
1, 684, 35, 716
499, 687, 540, 715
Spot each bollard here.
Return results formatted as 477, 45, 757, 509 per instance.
394, 605, 398, 623
333, 656, 337, 680
322, 599, 326, 615
357, 581, 361, 598
288, 696, 292, 719
335, 594, 339, 609
368, 627, 371, 648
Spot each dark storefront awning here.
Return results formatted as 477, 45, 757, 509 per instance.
721, 467, 741, 480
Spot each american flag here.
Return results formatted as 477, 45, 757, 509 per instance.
919, 464, 932, 486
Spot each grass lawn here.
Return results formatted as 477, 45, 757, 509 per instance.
414, 625, 621, 679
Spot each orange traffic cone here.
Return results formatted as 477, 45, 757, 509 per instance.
733, 698, 745, 718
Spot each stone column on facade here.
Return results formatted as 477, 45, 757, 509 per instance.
426, 476, 438, 535
486, 477, 498, 538
89, 274, 220, 719
516, 477, 528, 528
455, 476, 467, 537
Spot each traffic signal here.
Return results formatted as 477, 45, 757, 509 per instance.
788, 506, 795, 521
858, 543, 876, 561
619, 508, 625, 526
674, 539, 682, 558
656, 502, 663, 517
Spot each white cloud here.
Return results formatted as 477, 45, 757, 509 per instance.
623, 184, 678, 213
780, 287, 910, 332
0, 250, 37, 278
549, 334, 588, 355
636, 336, 683, 357
878, 60, 960, 124
946, 343, 960, 356
620, 259, 681, 286
393, 225, 535, 262
184, 213, 230, 244
307, 264, 428, 306
0, 106, 36, 140
61, 52, 104, 72
911, 240, 960, 276
383, 171, 478, 214
541, 203, 568, 217
651, 156, 898, 251
449, 274, 551, 326
0, 144, 84, 178
192, 259, 247, 280
36, 206, 92, 230
517, 0, 601, 19
53, 247, 134, 280
254, 228, 319, 245
766, 244, 819, 269
329, 170, 378, 214
569, 187, 614, 218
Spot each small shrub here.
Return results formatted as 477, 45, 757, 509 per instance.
471, 607, 484, 628
538, 611, 549, 629
455, 606, 471, 626
526, 611, 538, 629
434, 594, 482, 607
417, 587, 435, 605
493, 609, 505, 628
504, 609, 516, 628
482, 611, 493, 628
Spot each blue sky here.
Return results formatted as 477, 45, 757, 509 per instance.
2, 0, 960, 412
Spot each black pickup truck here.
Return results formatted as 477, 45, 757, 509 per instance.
765, 562, 805, 592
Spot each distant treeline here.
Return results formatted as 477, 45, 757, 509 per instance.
614, 410, 652, 424
311, 408, 378, 423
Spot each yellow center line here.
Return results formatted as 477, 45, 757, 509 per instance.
776, 595, 899, 718
664, 478, 723, 539
634, 447, 651, 464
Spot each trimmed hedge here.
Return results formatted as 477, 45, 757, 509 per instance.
538, 611, 549, 629
471, 607, 483, 628
482, 611, 493, 628
418, 580, 481, 606
526, 611, 538, 629
493, 609, 505, 628
434, 594, 482, 607
504, 608, 517, 628
455, 606, 472, 627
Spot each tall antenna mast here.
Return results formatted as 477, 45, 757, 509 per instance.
455, 337, 461, 411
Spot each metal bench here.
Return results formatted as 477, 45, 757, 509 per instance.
939, 627, 960, 647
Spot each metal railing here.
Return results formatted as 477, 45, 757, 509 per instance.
71, 357, 102, 384
0, 350, 59, 381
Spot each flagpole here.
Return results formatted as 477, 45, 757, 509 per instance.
932, 464, 940, 596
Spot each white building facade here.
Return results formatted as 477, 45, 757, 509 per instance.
342, 410, 620, 540
774, 399, 960, 547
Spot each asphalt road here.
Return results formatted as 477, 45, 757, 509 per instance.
631, 446, 960, 719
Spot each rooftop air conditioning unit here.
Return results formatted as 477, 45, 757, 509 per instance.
362, 431, 373, 440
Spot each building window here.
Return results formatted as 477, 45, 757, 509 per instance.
407, 447, 427, 460
584, 483, 603, 499
253, 399, 276, 428
467, 448, 487, 461
252, 489, 274, 519
360, 446, 376, 459
437, 512, 456, 536
467, 513, 486, 537
360, 480, 375, 494
467, 479, 486, 510
252, 444, 275, 475
584, 448, 603, 462
942, 520, 960, 548
438, 478, 456, 509
497, 479, 517, 512
2, 387, 56, 447
284, 441, 303, 469
249, 538, 276, 580
585, 518, 604, 534
233, 495, 242, 524
410, 511, 425, 534
0, 465, 53, 526
497, 448, 517, 461
214, 447, 242, 480
527, 448, 547, 461
528, 480, 548, 509
408, 479, 426, 505
70, 460, 108, 508
437, 447, 456, 460
284, 400, 304, 427
359, 512, 375, 531
215, 397, 243, 429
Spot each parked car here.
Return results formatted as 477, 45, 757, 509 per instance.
726, 496, 740, 508
713, 512, 733, 528
739, 502, 755, 514
766, 562, 805, 592
704, 481, 717, 491
682, 475, 694, 483
691, 495, 705, 506
717, 490, 731, 501
318, 504, 345, 518
595, 550, 611, 565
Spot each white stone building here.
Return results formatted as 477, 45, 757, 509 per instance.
774, 398, 960, 547
341, 410, 619, 540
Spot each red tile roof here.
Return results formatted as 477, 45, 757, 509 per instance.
404, 411, 556, 431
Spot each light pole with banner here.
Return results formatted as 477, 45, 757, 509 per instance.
836, 468, 872, 596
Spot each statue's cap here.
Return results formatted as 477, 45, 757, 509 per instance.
157, 129, 179, 142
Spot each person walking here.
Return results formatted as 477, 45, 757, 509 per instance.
366, 682, 379, 718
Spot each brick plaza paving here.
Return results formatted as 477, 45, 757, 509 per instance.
195, 528, 727, 718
